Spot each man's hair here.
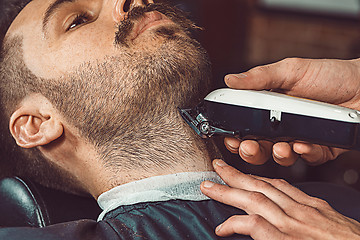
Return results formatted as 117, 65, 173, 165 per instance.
0, 0, 32, 47
0, 0, 35, 178
0, 38, 88, 194
0, 27, 87, 194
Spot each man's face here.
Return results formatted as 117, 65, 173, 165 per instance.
9, 0, 199, 79
5, 0, 211, 168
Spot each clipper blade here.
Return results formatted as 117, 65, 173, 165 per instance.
178, 107, 208, 138
178, 105, 237, 138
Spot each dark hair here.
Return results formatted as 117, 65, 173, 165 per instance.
0, 2, 88, 194
0, 0, 32, 47
0, 0, 32, 178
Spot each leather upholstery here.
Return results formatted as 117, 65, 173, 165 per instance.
0, 177, 50, 227
0, 177, 101, 227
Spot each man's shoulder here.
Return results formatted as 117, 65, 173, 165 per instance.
0, 199, 251, 240
102, 199, 250, 240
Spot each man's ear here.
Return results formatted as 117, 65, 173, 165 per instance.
9, 94, 64, 149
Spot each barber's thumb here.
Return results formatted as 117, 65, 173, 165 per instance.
225, 68, 274, 90
224, 73, 251, 89
225, 63, 282, 90
225, 70, 273, 90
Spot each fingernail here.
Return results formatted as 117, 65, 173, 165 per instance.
226, 142, 238, 150
216, 224, 223, 233
215, 159, 228, 167
203, 181, 215, 188
273, 149, 284, 159
240, 145, 253, 158
225, 73, 247, 82
232, 73, 248, 79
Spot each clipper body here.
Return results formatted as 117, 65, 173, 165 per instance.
179, 89, 360, 151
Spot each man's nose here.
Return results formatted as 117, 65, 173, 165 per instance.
113, 0, 155, 22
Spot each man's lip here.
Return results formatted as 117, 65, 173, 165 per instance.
131, 11, 173, 40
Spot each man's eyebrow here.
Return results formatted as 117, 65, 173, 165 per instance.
42, 0, 77, 32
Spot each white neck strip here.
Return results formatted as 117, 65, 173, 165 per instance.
97, 171, 224, 221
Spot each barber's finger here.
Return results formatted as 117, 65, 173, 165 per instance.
200, 180, 289, 223
239, 140, 272, 165
250, 175, 320, 208
224, 137, 241, 154
224, 58, 309, 91
293, 142, 347, 165
272, 142, 299, 166
215, 215, 285, 239
209, 161, 331, 218
250, 174, 337, 220
210, 160, 298, 209
293, 143, 324, 165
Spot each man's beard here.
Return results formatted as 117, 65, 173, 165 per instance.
41, 3, 212, 176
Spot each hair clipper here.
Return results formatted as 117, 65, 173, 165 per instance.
179, 88, 360, 151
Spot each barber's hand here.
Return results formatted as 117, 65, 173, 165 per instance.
201, 160, 360, 239
224, 58, 360, 166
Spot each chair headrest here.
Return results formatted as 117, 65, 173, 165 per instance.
0, 177, 101, 227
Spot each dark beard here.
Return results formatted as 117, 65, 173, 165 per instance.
114, 3, 201, 46
40, 9, 212, 178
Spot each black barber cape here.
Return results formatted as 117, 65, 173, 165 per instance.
0, 199, 249, 239
0, 172, 359, 240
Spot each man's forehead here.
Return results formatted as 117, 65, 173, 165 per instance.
8, 0, 55, 37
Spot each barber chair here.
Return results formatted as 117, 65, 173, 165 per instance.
0, 177, 101, 227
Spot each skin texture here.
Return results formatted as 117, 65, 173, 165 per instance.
5, 2, 360, 239
223, 58, 360, 166
201, 160, 360, 239
4, 0, 219, 197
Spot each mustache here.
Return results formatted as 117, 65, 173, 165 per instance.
114, 3, 201, 46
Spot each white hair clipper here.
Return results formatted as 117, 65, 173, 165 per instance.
179, 88, 360, 150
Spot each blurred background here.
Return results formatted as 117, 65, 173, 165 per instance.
162, 0, 360, 191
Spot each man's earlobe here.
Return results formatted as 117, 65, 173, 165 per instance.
9, 108, 64, 149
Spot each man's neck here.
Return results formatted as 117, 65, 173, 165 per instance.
96, 107, 220, 195
53, 106, 221, 198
